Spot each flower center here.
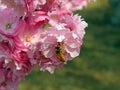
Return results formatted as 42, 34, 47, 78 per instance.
6, 23, 12, 30
25, 36, 31, 42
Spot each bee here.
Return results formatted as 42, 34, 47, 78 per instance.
55, 42, 66, 62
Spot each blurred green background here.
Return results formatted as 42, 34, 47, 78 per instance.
19, 0, 120, 90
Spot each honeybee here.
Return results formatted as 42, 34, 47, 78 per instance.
55, 42, 66, 62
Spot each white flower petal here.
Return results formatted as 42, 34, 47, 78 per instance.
57, 35, 65, 42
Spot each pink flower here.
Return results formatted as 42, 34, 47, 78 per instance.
13, 50, 29, 63
24, 0, 46, 13
0, 0, 91, 89
63, 33, 82, 60
25, 11, 49, 28
13, 25, 41, 50
0, 8, 25, 37
11, 48, 33, 74
0, 69, 23, 90
0, 0, 25, 16
39, 58, 64, 74
0, 60, 24, 90
0, 34, 15, 54
60, 33, 81, 59
61, 14, 87, 39
38, 23, 85, 73
61, 0, 92, 10
40, 0, 56, 12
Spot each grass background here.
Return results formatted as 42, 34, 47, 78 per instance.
19, 0, 120, 90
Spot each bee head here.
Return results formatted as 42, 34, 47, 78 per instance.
55, 46, 61, 54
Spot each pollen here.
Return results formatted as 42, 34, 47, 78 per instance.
25, 36, 31, 42
6, 23, 12, 30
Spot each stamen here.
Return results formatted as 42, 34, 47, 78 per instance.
6, 23, 12, 30
25, 36, 31, 42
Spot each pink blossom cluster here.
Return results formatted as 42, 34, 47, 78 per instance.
0, 0, 91, 90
